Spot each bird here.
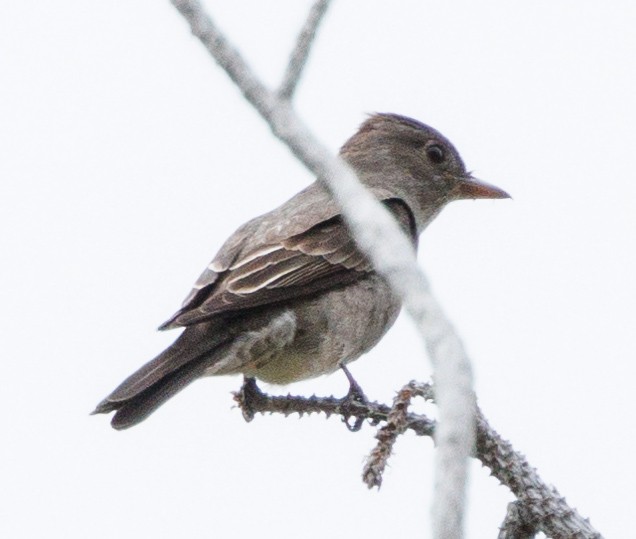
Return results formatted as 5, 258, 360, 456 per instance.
93, 113, 509, 430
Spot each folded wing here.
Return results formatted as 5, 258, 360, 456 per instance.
160, 198, 415, 329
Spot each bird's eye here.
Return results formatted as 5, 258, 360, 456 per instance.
426, 144, 446, 164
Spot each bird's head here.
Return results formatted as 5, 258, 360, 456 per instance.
340, 113, 510, 232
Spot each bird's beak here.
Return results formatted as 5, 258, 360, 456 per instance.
455, 175, 511, 200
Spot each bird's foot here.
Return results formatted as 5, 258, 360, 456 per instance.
339, 364, 367, 432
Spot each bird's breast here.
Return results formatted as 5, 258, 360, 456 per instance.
243, 274, 400, 385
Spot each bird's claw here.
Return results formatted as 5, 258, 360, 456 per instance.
339, 365, 367, 432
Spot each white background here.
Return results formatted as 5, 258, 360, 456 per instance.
2, 1, 635, 537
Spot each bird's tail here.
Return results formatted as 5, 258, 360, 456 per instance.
92, 355, 211, 430
92, 323, 226, 430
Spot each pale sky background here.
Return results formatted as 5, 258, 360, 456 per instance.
2, 1, 635, 538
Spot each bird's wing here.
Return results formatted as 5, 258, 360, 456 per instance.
160, 198, 416, 329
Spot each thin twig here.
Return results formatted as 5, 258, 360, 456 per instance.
498, 501, 538, 539
277, 0, 331, 100
233, 377, 436, 437
363, 381, 427, 488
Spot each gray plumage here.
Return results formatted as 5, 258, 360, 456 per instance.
93, 113, 509, 429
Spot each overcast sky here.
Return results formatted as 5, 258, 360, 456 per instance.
2, 1, 635, 538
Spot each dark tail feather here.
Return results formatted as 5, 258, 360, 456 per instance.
105, 355, 211, 430
92, 322, 227, 429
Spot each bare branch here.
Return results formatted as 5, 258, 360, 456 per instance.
277, 0, 331, 100
171, 1, 474, 536
475, 408, 603, 539
233, 377, 436, 437
363, 381, 428, 489
234, 380, 604, 539
498, 502, 537, 539
170, 0, 276, 121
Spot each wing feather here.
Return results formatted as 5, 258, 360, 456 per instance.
228, 257, 313, 294
160, 199, 415, 329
